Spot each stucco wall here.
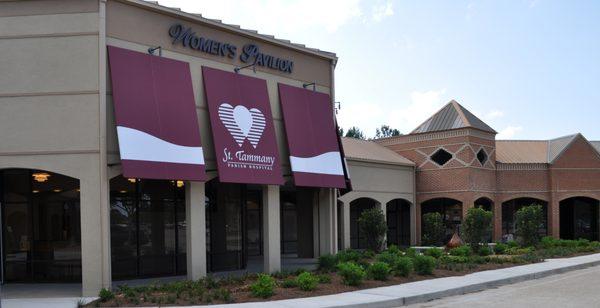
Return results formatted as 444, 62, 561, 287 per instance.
0, 0, 109, 296
339, 160, 414, 205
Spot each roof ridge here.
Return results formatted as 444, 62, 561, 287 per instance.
452, 100, 471, 127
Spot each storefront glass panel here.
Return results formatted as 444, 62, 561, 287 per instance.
110, 176, 185, 280
1, 169, 81, 283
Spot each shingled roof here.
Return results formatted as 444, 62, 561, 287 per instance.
497, 134, 600, 164
342, 137, 414, 166
411, 100, 496, 134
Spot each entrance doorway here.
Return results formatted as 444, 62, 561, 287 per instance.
421, 198, 463, 243
560, 197, 600, 241
350, 198, 377, 249
386, 199, 411, 247
109, 176, 186, 280
0, 169, 81, 283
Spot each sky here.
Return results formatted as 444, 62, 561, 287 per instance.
157, 0, 600, 140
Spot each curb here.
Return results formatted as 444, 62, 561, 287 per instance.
342, 257, 600, 308
207, 253, 600, 308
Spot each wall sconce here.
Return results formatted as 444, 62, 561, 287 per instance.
32, 172, 50, 182
127, 178, 137, 183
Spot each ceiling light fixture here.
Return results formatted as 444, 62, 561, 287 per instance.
176, 180, 184, 188
53, 189, 62, 193
32, 172, 50, 182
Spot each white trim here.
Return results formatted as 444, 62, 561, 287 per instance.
117, 126, 205, 165
290, 151, 344, 175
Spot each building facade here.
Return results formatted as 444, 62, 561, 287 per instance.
376, 101, 600, 244
0, 0, 364, 296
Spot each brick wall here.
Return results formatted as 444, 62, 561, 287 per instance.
379, 130, 600, 243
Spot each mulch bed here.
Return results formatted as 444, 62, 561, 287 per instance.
90, 262, 517, 306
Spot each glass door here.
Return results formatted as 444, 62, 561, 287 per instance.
208, 183, 244, 272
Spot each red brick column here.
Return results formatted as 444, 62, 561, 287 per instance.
549, 194, 560, 238
493, 198, 502, 241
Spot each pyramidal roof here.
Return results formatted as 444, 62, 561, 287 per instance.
411, 100, 497, 134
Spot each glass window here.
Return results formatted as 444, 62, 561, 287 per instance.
2, 169, 81, 282
109, 177, 186, 280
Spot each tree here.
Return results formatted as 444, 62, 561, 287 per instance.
337, 126, 344, 137
461, 207, 493, 251
422, 212, 446, 246
515, 204, 544, 247
358, 208, 387, 252
375, 125, 401, 138
345, 126, 366, 139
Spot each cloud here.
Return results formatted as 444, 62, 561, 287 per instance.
497, 126, 523, 139
156, 0, 362, 34
384, 89, 448, 134
483, 110, 504, 121
372, 1, 394, 22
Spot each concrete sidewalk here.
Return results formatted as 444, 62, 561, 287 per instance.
208, 253, 600, 308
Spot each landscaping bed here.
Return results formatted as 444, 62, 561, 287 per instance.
87, 204, 600, 307
86, 238, 600, 307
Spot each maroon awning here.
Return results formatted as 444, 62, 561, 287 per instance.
278, 84, 347, 188
107, 46, 205, 181
202, 67, 283, 185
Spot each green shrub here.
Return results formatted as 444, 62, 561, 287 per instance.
362, 250, 376, 259
282, 278, 297, 288
461, 207, 493, 251
337, 262, 367, 286
540, 236, 558, 249
422, 212, 446, 246
424, 247, 444, 258
577, 238, 591, 247
440, 255, 470, 264
368, 262, 391, 281
296, 272, 319, 291
99, 288, 114, 302
358, 208, 388, 252
515, 205, 544, 247
250, 274, 276, 298
376, 251, 398, 265
212, 288, 232, 303
318, 254, 337, 272
506, 247, 534, 255
387, 244, 401, 255
413, 255, 437, 275
393, 256, 413, 277
494, 242, 508, 254
478, 246, 493, 256
507, 240, 519, 248
317, 274, 332, 284
449, 245, 472, 257
404, 247, 418, 258
336, 249, 363, 263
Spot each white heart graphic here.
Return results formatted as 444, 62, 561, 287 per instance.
218, 103, 266, 149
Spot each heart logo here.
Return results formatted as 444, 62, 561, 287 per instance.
218, 103, 266, 149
